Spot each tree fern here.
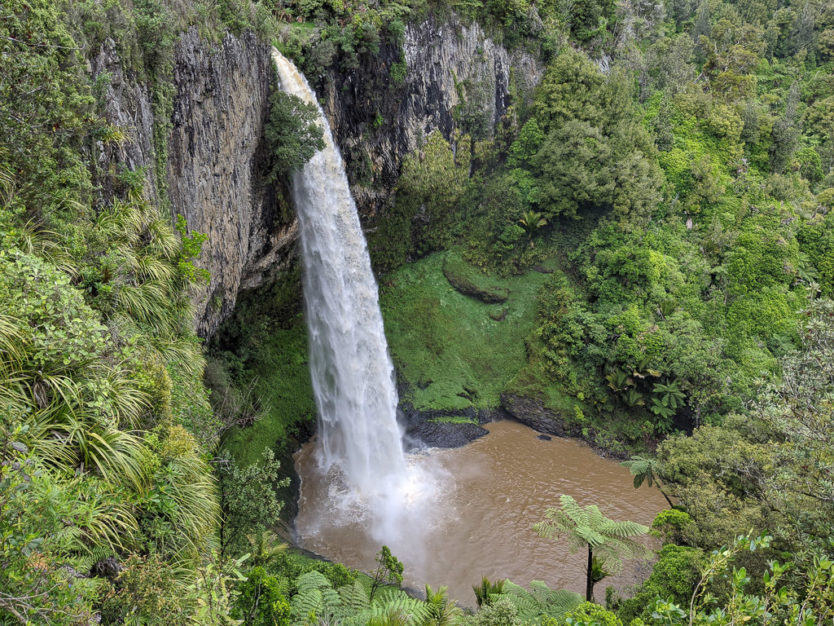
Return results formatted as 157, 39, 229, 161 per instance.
530, 582, 583, 619
292, 587, 325, 625
498, 581, 542, 622
292, 571, 343, 625
494, 580, 583, 624
296, 568, 333, 595
535, 495, 650, 601
621, 455, 674, 506
346, 593, 431, 626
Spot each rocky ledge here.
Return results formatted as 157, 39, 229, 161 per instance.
500, 392, 578, 438
398, 402, 502, 449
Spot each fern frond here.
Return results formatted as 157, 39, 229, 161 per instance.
296, 570, 333, 594
339, 579, 370, 612
291, 587, 324, 624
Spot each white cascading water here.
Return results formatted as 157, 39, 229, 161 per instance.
271, 49, 429, 545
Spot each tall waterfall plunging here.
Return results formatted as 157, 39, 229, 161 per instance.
271, 50, 430, 546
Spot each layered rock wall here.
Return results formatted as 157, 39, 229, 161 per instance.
93, 16, 541, 337
167, 29, 295, 337
322, 15, 542, 218
93, 28, 294, 337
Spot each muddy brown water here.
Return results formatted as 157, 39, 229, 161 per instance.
294, 420, 666, 606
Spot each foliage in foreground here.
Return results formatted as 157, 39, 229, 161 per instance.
657, 300, 834, 561
0, 0, 290, 621
632, 534, 834, 625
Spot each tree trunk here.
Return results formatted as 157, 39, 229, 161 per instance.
586, 544, 594, 602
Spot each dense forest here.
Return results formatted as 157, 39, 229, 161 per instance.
1, 0, 833, 623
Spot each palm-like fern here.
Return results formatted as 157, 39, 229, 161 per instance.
605, 368, 631, 392
495, 580, 583, 624
650, 381, 686, 428
519, 210, 548, 246
621, 455, 674, 507
246, 530, 287, 568
534, 494, 650, 601
623, 388, 645, 407
423, 585, 463, 625
473, 575, 506, 607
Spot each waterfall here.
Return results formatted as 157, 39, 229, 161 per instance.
271, 49, 409, 515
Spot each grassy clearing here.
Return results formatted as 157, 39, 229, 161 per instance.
380, 248, 556, 412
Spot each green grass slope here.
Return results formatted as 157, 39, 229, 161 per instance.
380, 248, 555, 412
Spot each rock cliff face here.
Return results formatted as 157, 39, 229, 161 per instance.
91, 38, 159, 206
167, 29, 295, 337
93, 28, 295, 338
93, 17, 540, 337
321, 15, 542, 219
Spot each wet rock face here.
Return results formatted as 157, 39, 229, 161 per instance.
92, 29, 296, 338
321, 15, 542, 220
167, 29, 296, 338
500, 392, 577, 438
400, 18, 541, 144
90, 38, 158, 207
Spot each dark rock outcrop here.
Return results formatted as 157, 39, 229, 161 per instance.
398, 400, 513, 449
406, 419, 490, 449
500, 392, 578, 437
502, 392, 629, 458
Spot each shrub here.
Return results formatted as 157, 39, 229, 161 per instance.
232, 567, 291, 626
561, 601, 622, 625
264, 89, 325, 181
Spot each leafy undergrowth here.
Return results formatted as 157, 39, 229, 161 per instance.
380, 248, 555, 412
220, 315, 315, 469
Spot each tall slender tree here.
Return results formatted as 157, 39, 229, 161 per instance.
534, 495, 650, 601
